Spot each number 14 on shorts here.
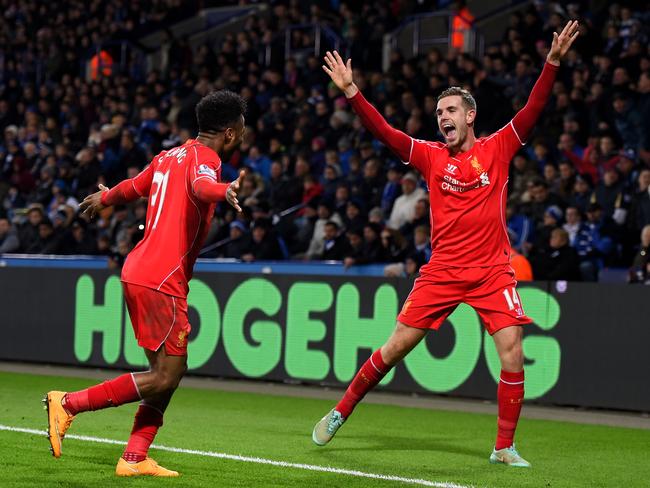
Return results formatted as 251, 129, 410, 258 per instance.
502, 287, 524, 317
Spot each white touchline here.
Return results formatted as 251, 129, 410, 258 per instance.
0, 424, 473, 488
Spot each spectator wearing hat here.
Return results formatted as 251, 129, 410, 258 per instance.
0, 217, 19, 253
223, 220, 250, 259
628, 224, 650, 284
387, 172, 426, 230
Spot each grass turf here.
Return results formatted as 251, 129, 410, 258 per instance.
0, 371, 648, 487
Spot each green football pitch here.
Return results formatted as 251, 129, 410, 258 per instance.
1, 371, 648, 488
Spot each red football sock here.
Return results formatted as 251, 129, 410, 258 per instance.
495, 369, 525, 450
63, 373, 141, 415
336, 349, 390, 418
123, 403, 164, 463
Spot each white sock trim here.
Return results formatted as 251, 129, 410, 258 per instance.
499, 377, 524, 385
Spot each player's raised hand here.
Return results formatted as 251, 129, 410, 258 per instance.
547, 20, 580, 66
322, 51, 358, 98
79, 183, 109, 219
226, 170, 245, 213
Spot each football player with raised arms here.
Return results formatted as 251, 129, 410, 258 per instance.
314, 21, 580, 467
45, 90, 247, 477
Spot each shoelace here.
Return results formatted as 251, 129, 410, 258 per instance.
326, 413, 342, 434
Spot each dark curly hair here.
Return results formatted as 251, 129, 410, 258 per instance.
195, 90, 247, 134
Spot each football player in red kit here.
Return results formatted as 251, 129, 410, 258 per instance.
313, 21, 580, 467
45, 90, 247, 476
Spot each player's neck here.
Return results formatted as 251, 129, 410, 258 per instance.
449, 131, 476, 156
196, 133, 222, 156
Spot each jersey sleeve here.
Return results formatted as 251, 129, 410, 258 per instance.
492, 62, 559, 165
406, 138, 437, 176
100, 162, 154, 206
347, 90, 412, 162
131, 160, 155, 196
491, 122, 526, 164
189, 146, 225, 202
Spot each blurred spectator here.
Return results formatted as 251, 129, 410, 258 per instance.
25, 219, 63, 254
306, 201, 343, 259
507, 202, 534, 254
534, 228, 581, 281
222, 221, 250, 259
64, 219, 97, 255
387, 172, 426, 230
628, 225, 650, 284
19, 205, 45, 252
241, 220, 285, 262
0, 217, 19, 253
320, 221, 348, 260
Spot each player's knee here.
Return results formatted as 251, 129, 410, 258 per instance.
501, 342, 524, 370
152, 369, 182, 392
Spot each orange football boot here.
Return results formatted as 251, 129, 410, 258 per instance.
43, 391, 75, 458
115, 457, 179, 477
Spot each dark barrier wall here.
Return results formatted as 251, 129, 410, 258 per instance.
2, 268, 649, 411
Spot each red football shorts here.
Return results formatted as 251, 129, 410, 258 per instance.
123, 282, 191, 356
397, 263, 532, 335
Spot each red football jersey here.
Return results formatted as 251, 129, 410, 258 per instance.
121, 139, 222, 298
407, 122, 524, 268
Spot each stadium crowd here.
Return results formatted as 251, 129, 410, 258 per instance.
0, 0, 649, 281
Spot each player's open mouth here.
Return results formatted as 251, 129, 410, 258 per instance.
442, 123, 457, 140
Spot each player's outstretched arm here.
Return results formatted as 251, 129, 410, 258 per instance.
511, 20, 580, 142
322, 50, 411, 162
80, 164, 154, 218
193, 170, 244, 212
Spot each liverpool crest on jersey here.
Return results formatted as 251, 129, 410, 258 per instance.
470, 156, 485, 175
